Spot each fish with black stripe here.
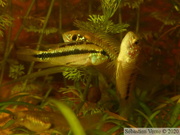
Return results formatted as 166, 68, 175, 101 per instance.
16, 42, 109, 68
62, 30, 121, 82
62, 30, 120, 61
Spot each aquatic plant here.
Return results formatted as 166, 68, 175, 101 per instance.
0, 14, 13, 37
0, 0, 179, 135
75, 0, 129, 34
9, 64, 25, 79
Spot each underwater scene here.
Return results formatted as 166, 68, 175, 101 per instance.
0, 0, 180, 135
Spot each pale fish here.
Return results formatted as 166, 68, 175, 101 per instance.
116, 31, 141, 117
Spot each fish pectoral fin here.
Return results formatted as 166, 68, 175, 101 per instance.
116, 61, 127, 99
116, 61, 126, 80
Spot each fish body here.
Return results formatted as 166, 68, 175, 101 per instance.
15, 111, 52, 132
14, 111, 69, 133
50, 30, 141, 103
116, 31, 141, 117
63, 30, 120, 61
17, 42, 109, 68
63, 30, 121, 86
14, 110, 102, 134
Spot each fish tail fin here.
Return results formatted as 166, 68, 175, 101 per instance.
16, 49, 39, 62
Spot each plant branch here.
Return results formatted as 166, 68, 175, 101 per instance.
22, 0, 55, 89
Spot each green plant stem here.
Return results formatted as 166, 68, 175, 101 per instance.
59, 0, 62, 35
22, 0, 55, 89
1, 67, 64, 88
36, 0, 55, 50
49, 99, 86, 135
170, 101, 180, 126
153, 25, 180, 47
135, 109, 155, 127
0, 30, 12, 85
13, 0, 36, 42
75, 75, 92, 114
118, 6, 122, 40
40, 86, 53, 108
0, 33, 12, 85
88, 0, 92, 15
159, 25, 180, 40
136, 7, 140, 32
0, 0, 35, 86
0, 0, 12, 85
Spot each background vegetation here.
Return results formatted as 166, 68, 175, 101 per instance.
0, 0, 179, 135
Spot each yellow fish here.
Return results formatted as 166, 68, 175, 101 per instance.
116, 31, 141, 117
17, 42, 109, 68
62, 30, 120, 61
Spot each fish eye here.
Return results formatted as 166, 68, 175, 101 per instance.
72, 34, 78, 41
134, 40, 139, 45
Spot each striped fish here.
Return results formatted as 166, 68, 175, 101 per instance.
17, 42, 109, 68
62, 30, 120, 61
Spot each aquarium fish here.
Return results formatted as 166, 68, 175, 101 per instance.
15, 111, 52, 132
63, 30, 120, 61
116, 31, 141, 117
17, 43, 109, 68
14, 111, 70, 133
14, 110, 103, 133
62, 32, 87, 42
